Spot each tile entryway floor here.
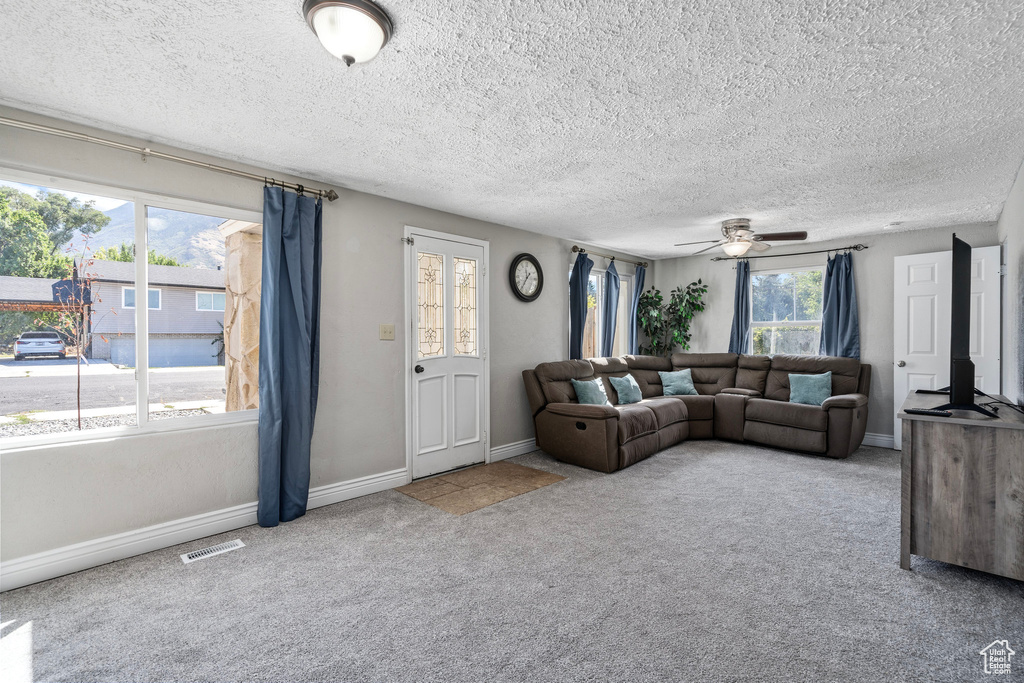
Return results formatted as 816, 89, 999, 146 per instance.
396, 461, 566, 515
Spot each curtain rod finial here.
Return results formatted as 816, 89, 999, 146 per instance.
324, 189, 339, 202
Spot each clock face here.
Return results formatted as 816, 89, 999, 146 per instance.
510, 253, 543, 302
515, 260, 539, 296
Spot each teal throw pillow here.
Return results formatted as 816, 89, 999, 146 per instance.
571, 378, 612, 406
660, 369, 698, 396
609, 374, 642, 405
789, 371, 832, 406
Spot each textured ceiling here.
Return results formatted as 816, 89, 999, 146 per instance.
1, 1, 1023, 259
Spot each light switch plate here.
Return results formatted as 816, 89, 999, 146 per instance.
379, 323, 395, 341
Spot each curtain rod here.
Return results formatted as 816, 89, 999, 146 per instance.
710, 243, 868, 262
572, 245, 649, 268
0, 116, 339, 202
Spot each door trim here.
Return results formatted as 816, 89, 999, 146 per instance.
403, 225, 490, 482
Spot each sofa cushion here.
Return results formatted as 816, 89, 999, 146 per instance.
609, 374, 643, 404
746, 398, 828, 432
765, 354, 861, 402
534, 360, 596, 404
789, 372, 832, 406
670, 353, 738, 394
615, 404, 659, 444
590, 357, 629, 402
677, 394, 715, 421
571, 378, 612, 405
660, 369, 698, 396
623, 355, 673, 398
737, 355, 771, 394
637, 397, 688, 429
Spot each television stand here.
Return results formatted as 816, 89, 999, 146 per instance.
899, 391, 1024, 581
914, 388, 998, 418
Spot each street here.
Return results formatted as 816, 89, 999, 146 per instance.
0, 358, 226, 413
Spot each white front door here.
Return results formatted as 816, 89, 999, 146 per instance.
892, 245, 1000, 445
407, 229, 489, 479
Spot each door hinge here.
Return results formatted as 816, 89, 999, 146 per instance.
482, 265, 486, 276
484, 430, 487, 443
999, 265, 1007, 276
401, 237, 414, 245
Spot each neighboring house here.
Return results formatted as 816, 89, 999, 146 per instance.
88, 260, 225, 367
0, 275, 66, 313
0, 261, 226, 367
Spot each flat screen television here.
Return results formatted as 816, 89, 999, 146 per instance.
917, 234, 996, 417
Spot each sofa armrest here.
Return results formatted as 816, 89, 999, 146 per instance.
821, 393, 868, 411
544, 403, 618, 420
720, 387, 762, 397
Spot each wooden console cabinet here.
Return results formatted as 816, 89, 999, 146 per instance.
899, 391, 1024, 581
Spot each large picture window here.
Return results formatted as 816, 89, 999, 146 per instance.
750, 268, 824, 355
0, 172, 263, 443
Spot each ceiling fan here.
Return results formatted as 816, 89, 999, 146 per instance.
675, 218, 808, 257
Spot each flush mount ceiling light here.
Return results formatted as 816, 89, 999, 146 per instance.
303, 0, 393, 66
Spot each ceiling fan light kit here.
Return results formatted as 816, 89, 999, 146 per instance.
674, 218, 808, 258
721, 240, 752, 257
303, 0, 393, 66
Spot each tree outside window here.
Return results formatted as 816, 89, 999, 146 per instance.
751, 269, 823, 355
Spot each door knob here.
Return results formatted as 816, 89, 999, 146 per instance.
897, 360, 906, 367
414, 365, 425, 373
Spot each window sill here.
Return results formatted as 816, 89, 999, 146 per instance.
0, 410, 259, 453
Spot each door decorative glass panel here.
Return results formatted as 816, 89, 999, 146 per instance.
453, 257, 477, 356
418, 252, 444, 358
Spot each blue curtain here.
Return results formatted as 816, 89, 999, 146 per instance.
258, 187, 323, 527
628, 263, 646, 354
600, 261, 620, 357
819, 251, 861, 359
569, 251, 593, 359
728, 259, 751, 354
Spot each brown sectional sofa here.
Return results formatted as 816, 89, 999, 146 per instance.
522, 353, 871, 473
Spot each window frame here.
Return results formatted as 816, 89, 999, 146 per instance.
569, 263, 634, 359
195, 290, 226, 312
122, 286, 163, 310
749, 265, 825, 355
0, 166, 262, 451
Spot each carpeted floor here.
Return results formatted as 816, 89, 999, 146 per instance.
2, 441, 1022, 682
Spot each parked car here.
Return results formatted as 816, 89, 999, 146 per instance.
13, 331, 66, 360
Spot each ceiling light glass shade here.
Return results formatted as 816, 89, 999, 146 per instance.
304, 0, 393, 66
722, 241, 752, 257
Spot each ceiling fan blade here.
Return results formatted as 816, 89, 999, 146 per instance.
691, 242, 723, 255
754, 231, 807, 242
673, 239, 720, 247
747, 240, 771, 252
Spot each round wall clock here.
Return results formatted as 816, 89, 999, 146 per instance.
509, 253, 543, 302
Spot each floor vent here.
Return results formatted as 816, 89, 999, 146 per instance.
180, 539, 245, 564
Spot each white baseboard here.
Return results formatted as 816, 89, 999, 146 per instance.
490, 438, 538, 462
0, 467, 408, 593
862, 432, 896, 449
306, 468, 409, 509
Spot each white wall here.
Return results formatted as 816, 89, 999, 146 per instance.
997, 159, 1024, 406
0, 106, 650, 564
652, 223, 999, 438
